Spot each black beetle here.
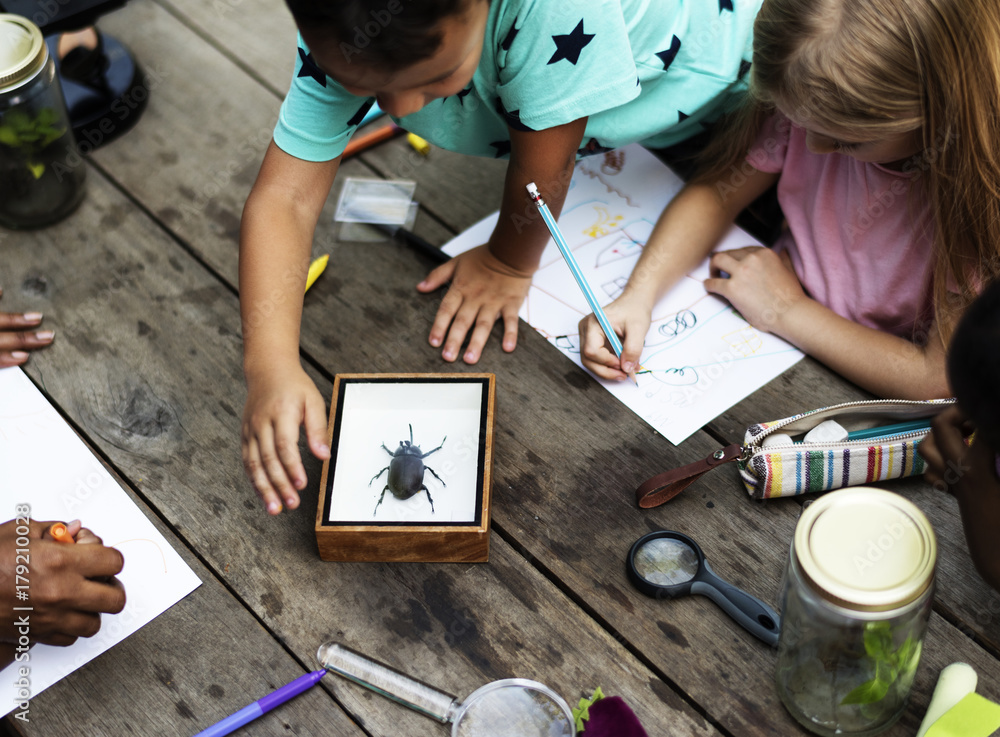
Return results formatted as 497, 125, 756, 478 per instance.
369, 424, 447, 515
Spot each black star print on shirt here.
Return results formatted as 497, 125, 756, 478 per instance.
548, 20, 595, 65
297, 48, 326, 87
656, 36, 682, 71
347, 99, 376, 127
501, 17, 520, 51
738, 59, 752, 80
719, 0, 734, 11
489, 140, 512, 158
496, 98, 534, 131
453, 85, 473, 105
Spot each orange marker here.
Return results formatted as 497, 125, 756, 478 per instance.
48, 522, 76, 544
342, 123, 403, 158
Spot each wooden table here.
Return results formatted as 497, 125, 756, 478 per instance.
4, 1, 1000, 735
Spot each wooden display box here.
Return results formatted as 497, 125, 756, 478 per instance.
316, 373, 495, 562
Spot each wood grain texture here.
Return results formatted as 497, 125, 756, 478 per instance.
2, 0, 995, 734
0, 408, 362, 737
2, 160, 718, 736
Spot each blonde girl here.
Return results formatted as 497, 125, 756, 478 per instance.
580, 0, 1000, 399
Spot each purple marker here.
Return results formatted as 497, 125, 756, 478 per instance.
193, 669, 326, 737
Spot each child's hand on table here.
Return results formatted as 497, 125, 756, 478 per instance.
704, 246, 807, 331
0, 518, 125, 665
920, 405, 1000, 591
418, 243, 533, 364
241, 364, 331, 515
579, 293, 651, 381
0, 289, 54, 367
920, 405, 976, 490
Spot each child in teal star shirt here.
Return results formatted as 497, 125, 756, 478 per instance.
240, 0, 761, 514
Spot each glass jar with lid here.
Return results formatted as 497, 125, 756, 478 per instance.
776, 487, 936, 736
0, 14, 86, 229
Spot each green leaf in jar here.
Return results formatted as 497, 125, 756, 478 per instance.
0, 125, 19, 146
841, 676, 891, 706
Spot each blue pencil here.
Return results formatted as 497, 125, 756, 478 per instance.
846, 420, 932, 441
527, 183, 637, 383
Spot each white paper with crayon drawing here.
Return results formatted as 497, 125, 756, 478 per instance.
443, 144, 803, 445
0, 367, 201, 716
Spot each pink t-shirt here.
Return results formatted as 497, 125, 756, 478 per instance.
747, 113, 935, 337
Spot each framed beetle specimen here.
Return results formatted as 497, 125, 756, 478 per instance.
316, 373, 495, 562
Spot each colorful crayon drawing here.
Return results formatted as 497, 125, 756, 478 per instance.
444, 144, 803, 445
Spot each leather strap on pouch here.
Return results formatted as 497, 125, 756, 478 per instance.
636, 444, 743, 508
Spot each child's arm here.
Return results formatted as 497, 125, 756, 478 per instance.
240, 141, 337, 514
580, 167, 780, 379
920, 406, 1000, 593
704, 247, 950, 398
417, 118, 589, 364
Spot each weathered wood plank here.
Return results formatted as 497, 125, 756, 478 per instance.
4, 168, 720, 734
0, 436, 362, 737
155, 0, 298, 96
282, 186, 1000, 735
277, 197, 1000, 733
25, 4, 998, 735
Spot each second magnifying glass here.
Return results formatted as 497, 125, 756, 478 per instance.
317, 641, 576, 737
627, 530, 780, 647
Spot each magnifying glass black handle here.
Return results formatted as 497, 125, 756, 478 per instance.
692, 562, 780, 647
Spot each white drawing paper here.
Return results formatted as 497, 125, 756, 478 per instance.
443, 144, 803, 444
0, 367, 201, 716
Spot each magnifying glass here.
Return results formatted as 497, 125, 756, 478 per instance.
626, 530, 780, 647
317, 641, 576, 737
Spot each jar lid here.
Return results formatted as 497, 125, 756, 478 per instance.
794, 487, 936, 612
0, 15, 46, 93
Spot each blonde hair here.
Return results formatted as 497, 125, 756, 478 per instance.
699, 0, 1000, 340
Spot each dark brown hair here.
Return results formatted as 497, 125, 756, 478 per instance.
948, 278, 1000, 449
286, 0, 481, 70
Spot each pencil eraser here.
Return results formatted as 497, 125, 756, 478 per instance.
526, 182, 538, 196
803, 420, 848, 444
762, 433, 793, 448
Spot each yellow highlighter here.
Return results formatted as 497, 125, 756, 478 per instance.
305, 254, 329, 293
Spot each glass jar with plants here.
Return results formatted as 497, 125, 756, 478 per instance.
0, 14, 86, 229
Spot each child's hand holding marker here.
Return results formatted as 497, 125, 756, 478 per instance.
0, 518, 125, 668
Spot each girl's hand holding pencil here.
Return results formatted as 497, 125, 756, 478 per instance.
578, 293, 651, 382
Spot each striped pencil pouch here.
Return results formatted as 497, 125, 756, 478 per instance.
635, 399, 955, 507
